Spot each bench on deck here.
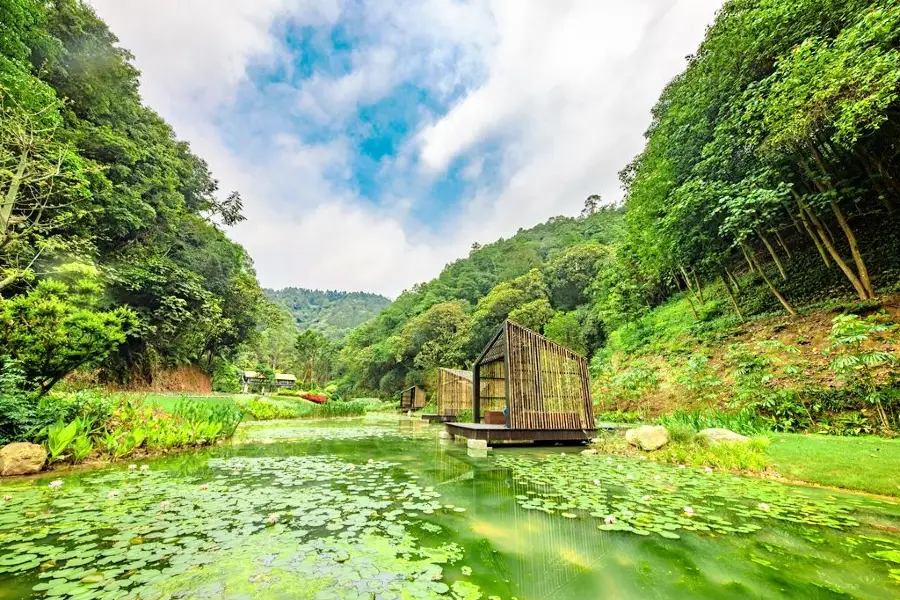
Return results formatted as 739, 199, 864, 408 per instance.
483, 410, 506, 425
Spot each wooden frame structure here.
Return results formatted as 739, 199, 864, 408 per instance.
399, 386, 427, 411
422, 368, 473, 423
446, 320, 595, 443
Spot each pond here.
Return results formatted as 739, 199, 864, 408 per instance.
1, 417, 898, 599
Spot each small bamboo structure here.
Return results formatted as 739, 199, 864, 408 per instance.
400, 386, 427, 410
437, 368, 473, 417
469, 320, 595, 432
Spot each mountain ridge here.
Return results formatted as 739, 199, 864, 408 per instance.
264, 287, 391, 340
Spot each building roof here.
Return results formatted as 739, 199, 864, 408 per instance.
440, 368, 473, 382
275, 373, 297, 381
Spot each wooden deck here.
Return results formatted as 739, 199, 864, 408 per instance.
445, 422, 595, 444
421, 414, 456, 423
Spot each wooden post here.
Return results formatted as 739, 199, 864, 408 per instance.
503, 322, 512, 428
472, 362, 481, 424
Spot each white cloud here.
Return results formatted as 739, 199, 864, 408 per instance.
419, 0, 724, 243
294, 46, 401, 123
86, 0, 722, 297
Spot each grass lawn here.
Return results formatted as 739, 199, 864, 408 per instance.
768, 433, 900, 497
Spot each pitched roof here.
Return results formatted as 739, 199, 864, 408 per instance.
441, 368, 473, 382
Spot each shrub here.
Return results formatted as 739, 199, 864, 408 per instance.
657, 408, 767, 436
0, 357, 35, 444
825, 313, 898, 430
675, 354, 724, 404
212, 361, 241, 394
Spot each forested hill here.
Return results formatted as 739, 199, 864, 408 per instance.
340, 206, 626, 394
265, 288, 390, 340
0, 0, 263, 391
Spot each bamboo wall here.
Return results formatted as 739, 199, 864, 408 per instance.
400, 386, 427, 410
437, 368, 473, 416
474, 321, 595, 430
476, 360, 507, 419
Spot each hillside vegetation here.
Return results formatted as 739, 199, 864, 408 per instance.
265, 288, 390, 340
336, 0, 900, 436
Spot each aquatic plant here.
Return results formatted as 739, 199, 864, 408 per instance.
496, 453, 872, 541
0, 453, 481, 599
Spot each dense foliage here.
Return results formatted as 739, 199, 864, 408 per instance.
265, 288, 391, 341
619, 0, 900, 316
0, 0, 264, 401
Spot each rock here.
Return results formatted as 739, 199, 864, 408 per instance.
0, 443, 47, 476
580, 448, 599, 456
625, 426, 670, 451
438, 431, 452, 440
466, 439, 488, 450
698, 428, 748, 445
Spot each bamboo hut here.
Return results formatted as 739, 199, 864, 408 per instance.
446, 320, 595, 443
422, 368, 473, 423
399, 386, 427, 410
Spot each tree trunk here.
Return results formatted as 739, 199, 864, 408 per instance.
684, 290, 700, 319
743, 243, 797, 316
793, 191, 831, 267
679, 266, 702, 305
724, 265, 741, 293
741, 245, 757, 274
0, 149, 28, 239
830, 199, 874, 298
774, 228, 792, 259
757, 230, 787, 280
692, 271, 705, 303
721, 271, 744, 320
787, 204, 803, 234
802, 200, 869, 300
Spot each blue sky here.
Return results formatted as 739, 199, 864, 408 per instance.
88, 0, 723, 296
221, 11, 490, 229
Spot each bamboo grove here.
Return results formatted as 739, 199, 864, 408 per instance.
621, 0, 900, 316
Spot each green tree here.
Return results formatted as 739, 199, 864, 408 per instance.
0, 269, 134, 393
543, 311, 587, 355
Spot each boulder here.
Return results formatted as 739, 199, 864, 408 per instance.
625, 426, 670, 451
698, 428, 748, 445
0, 443, 47, 476
438, 431, 452, 440
580, 448, 599, 456
466, 439, 488, 450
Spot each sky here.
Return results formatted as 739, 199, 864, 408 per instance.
86, 0, 723, 298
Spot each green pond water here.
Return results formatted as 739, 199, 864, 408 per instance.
1, 418, 899, 600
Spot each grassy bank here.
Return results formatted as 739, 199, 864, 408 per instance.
593, 425, 900, 498
768, 433, 900, 497
591, 430, 772, 472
